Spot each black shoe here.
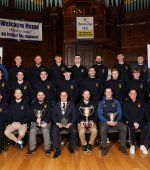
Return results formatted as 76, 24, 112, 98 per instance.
16, 142, 23, 150
87, 144, 93, 152
26, 149, 34, 156
119, 146, 128, 155
45, 149, 51, 156
53, 149, 61, 158
68, 145, 75, 154
101, 147, 108, 156
82, 145, 88, 152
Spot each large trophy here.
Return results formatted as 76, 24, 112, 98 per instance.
107, 112, 116, 121
34, 109, 45, 127
79, 106, 94, 127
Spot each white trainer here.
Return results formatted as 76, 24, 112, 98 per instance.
130, 145, 135, 154
140, 145, 148, 155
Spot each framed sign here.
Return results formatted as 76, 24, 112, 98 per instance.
76, 17, 94, 40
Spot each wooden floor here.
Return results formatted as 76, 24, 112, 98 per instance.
0, 143, 150, 170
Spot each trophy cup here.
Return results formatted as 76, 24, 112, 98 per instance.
107, 112, 116, 121
79, 106, 94, 127
34, 109, 45, 127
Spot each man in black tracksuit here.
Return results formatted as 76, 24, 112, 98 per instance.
58, 68, 79, 104
49, 55, 67, 88
105, 68, 126, 104
113, 54, 132, 84
126, 68, 146, 103
92, 55, 108, 86
123, 89, 149, 155
27, 55, 48, 87
81, 67, 103, 104
4, 89, 29, 150
34, 69, 56, 104
0, 69, 9, 103
10, 71, 33, 103
0, 94, 7, 153
70, 55, 88, 88
8, 56, 26, 86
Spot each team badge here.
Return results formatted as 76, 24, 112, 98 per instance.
2, 83, 5, 87
24, 85, 27, 90
125, 66, 128, 70
44, 104, 47, 108
0, 107, 2, 112
62, 67, 65, 71
112, 103, 115, 108
47, 84, 50, 89
119, 84, 122, 89
21, 105, 24, 110
140, 84, 143, 88
137, 103, 141, 108
96, 82, 99, 87
102, 69, 105, 73
71, 84, 74, 89
81, 69, 84, 72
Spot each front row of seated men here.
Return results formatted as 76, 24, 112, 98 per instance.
0, 87, 150, 158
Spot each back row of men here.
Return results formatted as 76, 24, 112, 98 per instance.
0, 54, 150, 105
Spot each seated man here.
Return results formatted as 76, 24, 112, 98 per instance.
4, 89, 29, 150
123, 89, 149, 155
52, 90, 77, 158
76, 89, 97, 152
0, 94, 7, 153
26, 91, 51, 156
98, 88, 128, 156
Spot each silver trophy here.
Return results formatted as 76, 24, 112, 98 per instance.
107, 112, 116, 121
79, 106, 94, 127
34, 109, 45, 127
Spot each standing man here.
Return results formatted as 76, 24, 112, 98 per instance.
126, 68, 146, 103
52, 91, 77, 158
81, 67, 103, 104
98, 88, 128, 156
4, 89, 29, 150
28, 55, 48, 87
8, 55, 26, 86
58, 68, 79, 104
34, 69, 56, 104
49, 54, 67, 88
105, 68, 126, 104
26, 91, 51, 156
76, 90, 97, 152
113, 54, 132, 84
10, 71, 33, 103
70, 55, 88, 88
123, 89, 149, 155
92, 55, 108, 86
132, 55, 149, 81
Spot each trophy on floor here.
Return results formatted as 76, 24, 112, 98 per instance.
34, 109, 45, 127
107, 112, 117, 121
79, 106, 94, 127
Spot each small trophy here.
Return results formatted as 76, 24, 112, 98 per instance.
34, 109, 45, 127
60, 117, 69, 127
107, 112, 116, 121
79, 106, 94, 127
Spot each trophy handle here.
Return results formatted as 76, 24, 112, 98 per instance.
79, 107, 84, 116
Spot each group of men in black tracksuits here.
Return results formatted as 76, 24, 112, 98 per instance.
0, 53, 150, 158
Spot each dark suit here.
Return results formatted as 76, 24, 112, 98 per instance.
52, 101, 77, 149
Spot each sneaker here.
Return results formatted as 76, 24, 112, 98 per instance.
101, 147, 108, 156
87, 144, 93, 152
82, 145, 88, 152
107, 138, 110, 144
16, 142, 23, 150
45, 149, 51, 156
130, 145, 135, 155
119, 146, 128, 155
140, 145, 148, 155
68, 145, 75, 154
26, 150, 34, 156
